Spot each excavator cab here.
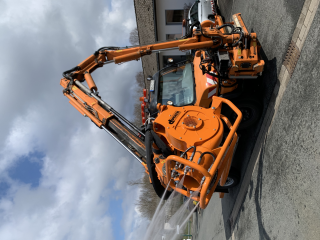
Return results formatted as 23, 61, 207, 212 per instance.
148, 60, 195, 117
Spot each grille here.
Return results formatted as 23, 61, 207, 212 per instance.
283, 41, 301, 77
183, 116, 198, 127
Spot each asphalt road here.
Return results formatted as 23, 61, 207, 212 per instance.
195, 0, 317, 239
230, 6, 320, 240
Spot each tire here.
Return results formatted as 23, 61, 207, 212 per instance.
218, 167, 240, 189
223, 98, 262, 131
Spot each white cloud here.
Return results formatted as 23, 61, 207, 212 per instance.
0, 0, 148, 239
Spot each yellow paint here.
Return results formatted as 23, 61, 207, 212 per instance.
238, 48, 241, 55
116, 50, 123, 52
72, 86, 78, 91
253, 42, 257, 47
179, 39, 188, 41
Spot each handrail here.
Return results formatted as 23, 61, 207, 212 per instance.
165, 96, 242, 208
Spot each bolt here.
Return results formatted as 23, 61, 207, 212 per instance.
169, 115, 171, 116
193, 126, 196, 128
214, 129, 216, 131
154, 158, 160, 164
200, 107, 202, 109
198, 118, 201, 120
180, 137, 182, 139
187, 115, 190, 117
167, 127, 169, 129
84, 114, 87, 117
155, 128, 158, 130
200, 138, 202, 140
213, 116, 215, 118
212, 107, 215, 109
182, 122, 184, 124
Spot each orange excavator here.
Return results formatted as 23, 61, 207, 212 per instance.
60, 14, 264, 209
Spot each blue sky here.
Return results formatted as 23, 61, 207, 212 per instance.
8, 151, 44, 188
0, 0, 149, 239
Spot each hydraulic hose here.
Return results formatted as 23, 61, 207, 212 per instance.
180, 146, 196, 161
216, 24, 235, 31
231, 27, 244, 47
185, 21, 200, 38
145, 126, 171, 200
197, 152, 216, 165
62, 66, 81, 79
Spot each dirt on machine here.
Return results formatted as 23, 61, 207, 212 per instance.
60, 13, 264, 209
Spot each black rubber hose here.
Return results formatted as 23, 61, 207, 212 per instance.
197, 152, 216, 165
94, 46, 121, 56
62, 66, 81, 79
217, 24, 235, 31
231, 27, 244, 47
186, 21, 200, 38
145, 127, 171, 199
180, 146, 196, 161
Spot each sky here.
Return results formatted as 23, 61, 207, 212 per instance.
0, 0, 149, 239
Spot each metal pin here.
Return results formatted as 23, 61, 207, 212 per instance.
200, 138, 202, 140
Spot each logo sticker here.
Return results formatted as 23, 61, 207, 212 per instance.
168, 111, 181, 124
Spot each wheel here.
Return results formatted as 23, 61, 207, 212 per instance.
222, 98, 262, 131
218, 167, 240, 189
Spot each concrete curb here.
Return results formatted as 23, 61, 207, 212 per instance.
228, 0, 320, 232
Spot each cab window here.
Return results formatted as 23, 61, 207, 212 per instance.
189, 2, 199, 24
158, 63, 195, 107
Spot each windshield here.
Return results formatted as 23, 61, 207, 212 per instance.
189, 1, 199, 24
158, 63, 195, 107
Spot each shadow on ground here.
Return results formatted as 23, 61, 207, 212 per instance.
220, 48, 278, 239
